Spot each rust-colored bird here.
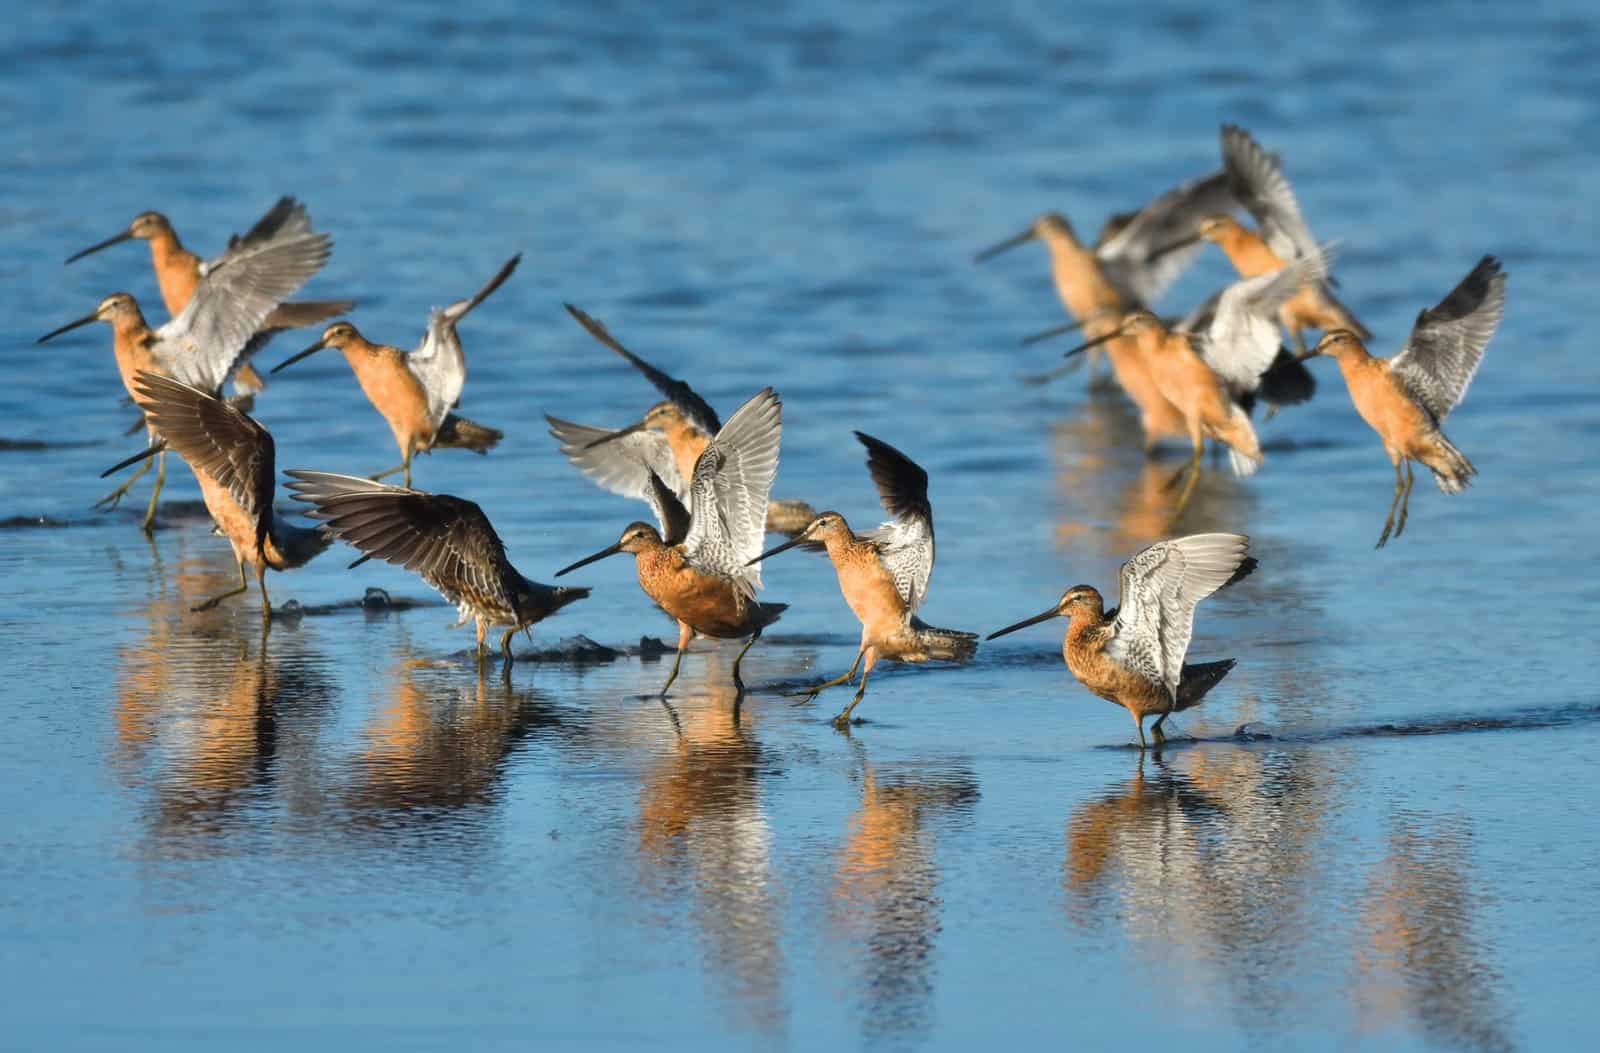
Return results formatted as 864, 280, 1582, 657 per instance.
1310, 256, 1506, 547
285, 470, 591, 665
64, 197, 352, 395
42, 224, 336, 531
555, 388, 787, 698
110, 372, 331, 617
546, 303, 816, 535
747, 431, 976, 727
987, 533, 1256, 748
272, 256, 517, 487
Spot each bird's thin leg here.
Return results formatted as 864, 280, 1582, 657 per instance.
256, 562, 271, 620
1134, 713, 1148, 751
475, 618, 487, 664
1170, 432, 1203, 516
1376, 458, 1404, 548
402, 459, 411, 490
831, 650, 877, 728
192, 558, 249, 612
1394, 460, 1415, 540
789, 648, 865, 704
731, 628, 762, 696
93, 454, 152, 513
141, 450, 166, 534
1150, 712, 1168, 748
499, 627, 517, 668
369, 463, 407, 482
658, 621, 693, 698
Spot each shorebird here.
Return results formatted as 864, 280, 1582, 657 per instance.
987, 533, 1257, 748
546, 304, 815, 535
285, 470, 591, 665
41, 225, 335, 531
271, 256, 517, 487
110, 372, 331, 617
64, 197, 352, 395
746, 431, 976, 727
1309, 256, 1506, 548
555, 388, 787, 698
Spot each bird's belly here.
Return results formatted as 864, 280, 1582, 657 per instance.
1065, 642, 1169, 715
642, 565, 748, 637
194, 471, 260, 567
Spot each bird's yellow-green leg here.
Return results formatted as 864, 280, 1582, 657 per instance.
140, 450, 166, 534
658, 621, 693, 698
193, 558, 249, 612
1377, 457, 1405, 549
1394, 460, 1415, 541
790, 648, 865, 704
94, 452, 152, 512
730, 628, 762, 695
831, 650, 876, 728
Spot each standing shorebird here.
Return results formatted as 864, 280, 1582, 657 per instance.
555, 388, 787, 698
271, 256, 517, 487
1309, 257, 1506, 548
285, 470, 591, 666
111, 372, 331, 617
546, 303, 815, 535
745, 432, 976, 728
987, 533, 1257, 748
64, 197, 353, 395
40, 225, 336, 531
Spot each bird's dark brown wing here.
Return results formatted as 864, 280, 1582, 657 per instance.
283, 471, 518, 618
563, 303, 721, 434
854, 431, 931, 528
131, 371, 274, 554
647, 468, 692, 546
226, 196, 311, 254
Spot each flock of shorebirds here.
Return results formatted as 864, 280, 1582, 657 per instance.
38, 124, 1507, 746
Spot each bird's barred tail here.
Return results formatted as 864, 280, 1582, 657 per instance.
1176, 658, 1236, 711
552, 585, 592, 610
437, 414, 503, 453
907, 620, 980, 662
1424, 433, 1477, 494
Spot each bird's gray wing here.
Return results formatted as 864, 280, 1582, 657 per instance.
408, 256, 520, 431
284, 470, 516, 616
1220, 124, 1318, 263
213, 197, 313, 263
855, 430, 935, 612
682, 388, 782, 596
1097, 169, 1237, 305
563, 304, 721, 434
1106, 532, 1253, 702
545, 414, 690, 520
1389, 256, 1506, 423
1204, 247, 1330, 392
160, 229, 333, 395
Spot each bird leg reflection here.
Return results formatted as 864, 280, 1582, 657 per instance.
789, 647, 865, 705
192, 558, 250, 612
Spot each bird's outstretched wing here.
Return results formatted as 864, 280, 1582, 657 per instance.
1098, 169, 1237, 306
1220, 125, 1318, 264
563, 304, 721, 434
855, 431, 935, 613
1388, 256, 1506, 424
1203, 247, 1330, 393
1106, 533, 1255, 703
410, 255, 520, 431
682, 388, 782, 596
546, 414, 690, 518
130, 371, 275, 554
217, 197, 313, 260
162, 229, 333, 395
284, 470, 519, 618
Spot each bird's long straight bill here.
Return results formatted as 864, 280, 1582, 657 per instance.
986, 607, 1061, 641
1019, 318, 1085, 346
1147, 233, 1201, 262
64, 230, 134, 264
746, 534, 810, 567
1060, 328, 1125, 359
555, 541, 624, 577
271, 339, 326, 374
37, 311, 100, 344
100, 441, 167, 478
973, 227, 1035, 263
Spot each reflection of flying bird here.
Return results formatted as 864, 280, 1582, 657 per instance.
546, 304, 814, 536
63, 197, 353, 394
120, 372, 331, 616
285, 470, 590, 665
748, 432, 976, 727
272, 256, 518, 487
988, 533, 1256, 748
557, 388, 787, 698
1311, 256, 1506, 548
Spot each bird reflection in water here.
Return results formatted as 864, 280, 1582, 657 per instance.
1350, 814, 1514, 1053
830, 737, 978, 1044
1065, 747, 1335, 1031
635, 656, 786, 1038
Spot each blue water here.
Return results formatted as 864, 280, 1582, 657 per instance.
4, 2, 1599, 1049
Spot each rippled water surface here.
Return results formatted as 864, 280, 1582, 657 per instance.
4, 2, 1600, 1049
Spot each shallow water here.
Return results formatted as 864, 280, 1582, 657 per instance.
4, 2, 1599, 1049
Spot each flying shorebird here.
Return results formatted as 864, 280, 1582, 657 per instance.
64, 197, 353, 395
987, 533, 1257, 749
555, 388, 788, 698
285, 470, 591, 665
546, 303, 815, 536
41, 224, 335, 531
1309, 256, 1506, 548
746, 431, 977, 728
271, 256, 517, 487
110, 372, 331, 616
